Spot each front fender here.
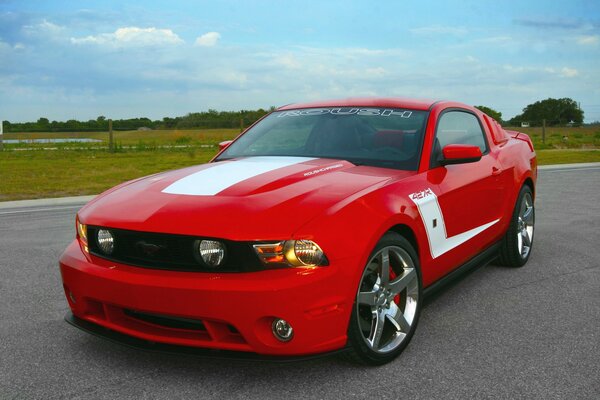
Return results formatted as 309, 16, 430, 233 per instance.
291, 179, 428, 302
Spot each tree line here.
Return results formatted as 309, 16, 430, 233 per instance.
2, 109, 272, 133
2, 98, 585, 132
476, 97, 584, 127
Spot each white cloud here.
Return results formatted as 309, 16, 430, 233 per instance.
23, 19, 65, 37
480, 36, 510, 43
410, 25, 467, 36
364, 67, 387, 78
576, 35, 599, 45
275, 54, 301, 69
216, 70, 247, 86
504, 64, 579, 78
71, 27, 183, 47
194, 32, 221, 47
503, 64, 533, 73
560, 67, 579, 77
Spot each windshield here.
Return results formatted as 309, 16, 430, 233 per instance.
217, 107, 429, 170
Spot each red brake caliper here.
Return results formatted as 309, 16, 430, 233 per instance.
388, 267, 401, 305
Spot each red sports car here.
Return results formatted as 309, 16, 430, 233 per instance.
60, 98, 536, 364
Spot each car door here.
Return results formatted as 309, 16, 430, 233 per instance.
424, 109, 506, 278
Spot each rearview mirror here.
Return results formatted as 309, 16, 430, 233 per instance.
440, 144, 482, 165
219, 140, 233, 151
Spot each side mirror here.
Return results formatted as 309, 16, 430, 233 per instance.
440, 144, 482, 165
219, 140, 233, 151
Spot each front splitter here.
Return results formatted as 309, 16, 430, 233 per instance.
65, 312, 348, 363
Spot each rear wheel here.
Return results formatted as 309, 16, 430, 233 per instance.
346, 232, 422, 365
497, 185, 535, 267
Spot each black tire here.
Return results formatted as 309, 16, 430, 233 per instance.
497, 185, 535, 267
345, 232, 422, 365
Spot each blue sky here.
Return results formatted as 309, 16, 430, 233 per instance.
1, 0, 599, 122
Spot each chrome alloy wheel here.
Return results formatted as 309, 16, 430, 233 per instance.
517, 192, 534, 259
356, 246, 419, 354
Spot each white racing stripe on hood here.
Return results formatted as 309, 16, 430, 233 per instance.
162, 156, 316, 196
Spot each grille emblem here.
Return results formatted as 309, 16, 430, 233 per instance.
135, 241, 165, 257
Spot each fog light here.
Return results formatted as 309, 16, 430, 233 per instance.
97, 229, 115, 255
272, 318, 293, 342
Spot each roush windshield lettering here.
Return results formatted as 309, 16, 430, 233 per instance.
277, 108, 413, 118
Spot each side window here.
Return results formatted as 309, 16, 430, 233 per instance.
432, 111, 488, 166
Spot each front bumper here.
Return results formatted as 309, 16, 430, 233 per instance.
64, 312, 348, 361
59, 241, 353, 356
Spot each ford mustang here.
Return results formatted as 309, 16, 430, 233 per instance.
60, 97, 536, 364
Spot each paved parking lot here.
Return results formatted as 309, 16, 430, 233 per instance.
0, 165, 598, 399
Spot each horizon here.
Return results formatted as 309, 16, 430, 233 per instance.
1, 0, 599, 123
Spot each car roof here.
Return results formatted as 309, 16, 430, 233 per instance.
277, 97, 442, 111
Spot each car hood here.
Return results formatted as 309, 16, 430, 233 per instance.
79, 156, 415, 240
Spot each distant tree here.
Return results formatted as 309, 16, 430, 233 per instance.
509, 98, 583, 127
162, 117, 177, 128
474, 106, 502, 122
34, 117, 50, 131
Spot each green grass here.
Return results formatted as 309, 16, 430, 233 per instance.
508, 125, 600, 150
0, 147, 219, 201
1, 128, 244, 201
536, 149, 600, 165
2, 128, 241, 149
0, 127, 598, 201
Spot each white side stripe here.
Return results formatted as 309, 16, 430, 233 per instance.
410, 188, 499, 259
162, 156, 316, 196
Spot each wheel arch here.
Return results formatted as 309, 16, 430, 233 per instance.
523, 176, 535, 198
387, 224, 419, 258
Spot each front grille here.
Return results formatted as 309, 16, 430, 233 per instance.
79, 299, 249, 348
87, 226, 262, 272
124, 309, 207, 331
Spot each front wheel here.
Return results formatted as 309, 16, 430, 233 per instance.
346, 232, 422, 365
497, 185, 535, 267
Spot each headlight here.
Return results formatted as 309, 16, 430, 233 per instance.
286, 240, 325, 266
254, 240, 327, 267
96, 229, 115, 255
196, 240, 226, 268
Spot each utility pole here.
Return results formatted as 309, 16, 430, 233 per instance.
108, 119, 114, 152
0, 119, 4, 151
542, 119, 546, 145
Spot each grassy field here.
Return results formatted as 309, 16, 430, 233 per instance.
0, 126, 598, 201
0, 148, 218, 201
1, 128, 241, 148
514, 125, 600, 150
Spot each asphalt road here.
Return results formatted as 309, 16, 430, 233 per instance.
1, 166, 598, 399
